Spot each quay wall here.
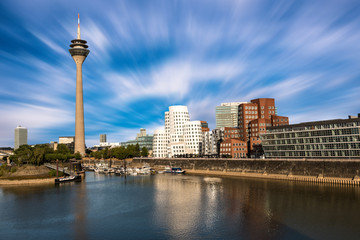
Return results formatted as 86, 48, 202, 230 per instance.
132, 158, 360, 185
132, 158, 360, 178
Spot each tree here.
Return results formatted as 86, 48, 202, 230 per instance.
74, 152, 82, 160
135, 143, 140, 157
141, 147, 149, 157
56, 144, 71, 155
13, 145, 33, 165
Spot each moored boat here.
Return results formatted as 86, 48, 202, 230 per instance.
55, 175, 81, 184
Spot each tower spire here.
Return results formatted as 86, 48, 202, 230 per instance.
77, 13, 80, 39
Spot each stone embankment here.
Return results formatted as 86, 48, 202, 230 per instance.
133, 157, 360, 186
0, 165, 55, 186
0, 178, 55, 185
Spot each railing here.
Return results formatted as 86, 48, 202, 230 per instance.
44, 163, 72, 175
133, 157, 360, 162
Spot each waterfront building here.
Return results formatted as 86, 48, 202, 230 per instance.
165, 105, 190, 157
69, 14, 90, 156
261, 114, 360, 158
121, 129, 154, 150
152, 128, 168, 158
100, 134, 107, 143
220, 138, 247, 158
14, 125, 27, 150
223, 127, 241, 141
216, 102, 247, 128
202, 131, 217, 156
183, 121, 203, 156
153, 105, 212, 158
238, 98, 289, 157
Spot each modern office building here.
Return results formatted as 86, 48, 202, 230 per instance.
14, 125, 27, 150
100, 134, 107, 143
69, 14, 90, 156
216, 102, 247, 128
261, 115, 360, 158
121, 129, 154, 150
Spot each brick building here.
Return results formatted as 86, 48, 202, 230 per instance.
220, 138, 247, 158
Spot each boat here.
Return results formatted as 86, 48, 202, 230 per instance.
172, 167, 186, 174
55, 175, 81, 184
163, 166, 185, 174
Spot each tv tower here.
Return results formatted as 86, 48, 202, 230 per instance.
69, 14, 90, 156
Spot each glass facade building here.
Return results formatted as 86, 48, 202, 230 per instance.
216, 102, 246, 128
261, 116, 360, 158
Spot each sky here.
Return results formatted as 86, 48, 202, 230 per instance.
1, 0, 360, 147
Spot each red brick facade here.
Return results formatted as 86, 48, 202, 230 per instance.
220, 138, 247, 158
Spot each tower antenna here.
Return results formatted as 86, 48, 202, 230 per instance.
77, 13, 80, 39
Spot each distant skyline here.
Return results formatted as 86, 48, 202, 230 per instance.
1, 0, 360, 147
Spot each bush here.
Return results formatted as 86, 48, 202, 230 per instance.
48, 169, 64, 177
10, 167, 17, 173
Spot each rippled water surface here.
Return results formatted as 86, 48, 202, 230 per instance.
0, 173, 359, 240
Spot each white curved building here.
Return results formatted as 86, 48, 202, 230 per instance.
165, 106, 190, 157
152, 128, 168, 158
153, 105, 208, 158
183, 121, 203, 155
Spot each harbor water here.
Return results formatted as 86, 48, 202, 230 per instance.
0, 172, 359, 240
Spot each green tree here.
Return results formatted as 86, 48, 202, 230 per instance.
13, 145, 33, 165
74, 152, 82, 160
141, 147, 149, 157
56, 144, 71, 155
135, 143, 140, 157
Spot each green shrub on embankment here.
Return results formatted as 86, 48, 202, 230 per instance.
48, 170, 64, 177
0, 164, 17, 177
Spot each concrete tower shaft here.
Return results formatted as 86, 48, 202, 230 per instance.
69, 14, 90, 156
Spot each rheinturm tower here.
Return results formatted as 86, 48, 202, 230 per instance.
69, 14, 90, 156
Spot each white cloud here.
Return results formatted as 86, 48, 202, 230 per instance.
105, 58, 245, 104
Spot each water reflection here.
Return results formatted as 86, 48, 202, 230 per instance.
1, 174, 359, 239
74, 182, 87, 240
154, 176, 203, 238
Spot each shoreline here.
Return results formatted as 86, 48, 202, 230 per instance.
185, 169, 360, 186
0, 177, 56, 186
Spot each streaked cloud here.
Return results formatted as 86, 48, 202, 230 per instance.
1, 0, 360, 147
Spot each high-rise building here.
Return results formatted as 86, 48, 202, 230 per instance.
216, 102, 247, 128
100, 134, 107, 143
69, 14, 90, 156
14, 125, 27, 150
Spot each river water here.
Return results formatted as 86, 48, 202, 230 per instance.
0, 173, 359, 240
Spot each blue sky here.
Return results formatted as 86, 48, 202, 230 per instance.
1, 0, 360, 147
